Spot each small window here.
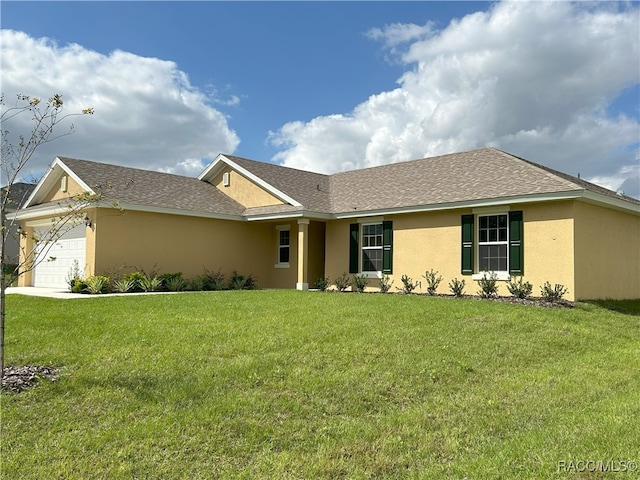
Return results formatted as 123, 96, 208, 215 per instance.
361, 223, 383, 272
478, 214, 508, 272
275, 225, 290, 268
279, 230, 290, 264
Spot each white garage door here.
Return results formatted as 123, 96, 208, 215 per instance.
33, 224, 86, 289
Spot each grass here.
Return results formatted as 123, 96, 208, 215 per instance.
2, 291, 639, 479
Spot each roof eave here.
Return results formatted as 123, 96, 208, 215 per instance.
244, 210, 334, 222
108, 203, 246, 221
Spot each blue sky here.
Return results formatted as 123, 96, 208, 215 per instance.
1, 1, 639, 197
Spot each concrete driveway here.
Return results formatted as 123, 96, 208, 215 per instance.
5, 286, 88, 299
5, 286, 181, 299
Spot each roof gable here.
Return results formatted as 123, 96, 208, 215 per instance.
22, 157, 246, 219
199, 154, 304, 208
23, 157, 94, 208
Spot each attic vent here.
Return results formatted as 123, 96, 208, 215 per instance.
60, 176, 68, 192
222, 172, 230, 187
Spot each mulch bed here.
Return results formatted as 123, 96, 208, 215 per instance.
1, 365, 60, 394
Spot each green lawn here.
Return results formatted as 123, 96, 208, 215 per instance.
2, 291, 639, 479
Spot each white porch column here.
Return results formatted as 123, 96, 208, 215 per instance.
296, 219, 310, 290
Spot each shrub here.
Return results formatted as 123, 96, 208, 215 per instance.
228, 271, 257, 290
243, 273, 258, 290
334, 273, 350, 292
189, 276, 206, 292
229, 272, 247, 290
84, 275, 110, 294
158, 272, 183, 290
165, 275, 187, 292
540, 282, 569, 302
351, 274, 369, 293
378, 274, 393, 294
70, 278, 87, 294
507, 276, 533, 299
315, 276, 330, 291
112, 278, 136, 293
202, 268, 226, 291
449, 277, 466, 297
397, 274, 420, 295
123, 272, 146, 292
423, 269, 443, 296
477, 272, 499, 298
66, 260, 83, 292
139, 274, 162, 292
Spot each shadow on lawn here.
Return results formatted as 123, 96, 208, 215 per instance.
584, 299, 640, 316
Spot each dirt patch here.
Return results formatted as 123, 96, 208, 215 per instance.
1, 365, 60, 394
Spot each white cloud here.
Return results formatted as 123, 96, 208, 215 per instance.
270, 1, 640, 197
0, 30, 240, 182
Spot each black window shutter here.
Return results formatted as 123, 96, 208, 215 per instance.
382, 220, 393, 274
508, 211, 524, 275
461, 214, 474, 275
349, 223, 359, 273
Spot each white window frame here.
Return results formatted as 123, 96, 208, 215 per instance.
361, 222, 383, 277
275, 225, 290, 268
472, 213, 510, 281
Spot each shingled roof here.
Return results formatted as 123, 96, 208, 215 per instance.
19, 147, 640, 220
328, 147, 640, 214
224, 147, 640, 216
29, 158, 246, 217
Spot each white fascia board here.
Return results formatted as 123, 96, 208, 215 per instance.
580, 191, 640, 216
15, 203, 82, 221
197, 154, 227, 181
199, 154, 303, 208
23, 157, 94, 208
244, 210, 333, 222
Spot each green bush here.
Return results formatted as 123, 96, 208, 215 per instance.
449, 277, 466, 297
315, 276, 329, 291
158, 272, 183, 290
112, 278, 136, 294
165, 275, 187, 292
139, 274, 162, 292
351, 274, 369, 293
423, 269, 443, 296
477, 272, 499, 298
189, 276, 206, 292
84, 275, 110, 294
228, 271, 257, 290
123, 272, 146, 292
540, 282, 569, 302
70, 278, 87, 294
202, 268, 226, 291
66, 260, 83, 292
334, 273, 350, 292
378, 274, 393, 294
507, 276, 533, 299
397, 274, 420, 294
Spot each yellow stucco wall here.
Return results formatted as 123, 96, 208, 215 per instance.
17, 226, 35, 287
42, 174, 85, 202
324, 202, 578, 299
519, 201, 575, 300
210, 166, 284, 208
91, 210, 328, 289
573, 201, 640, 300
